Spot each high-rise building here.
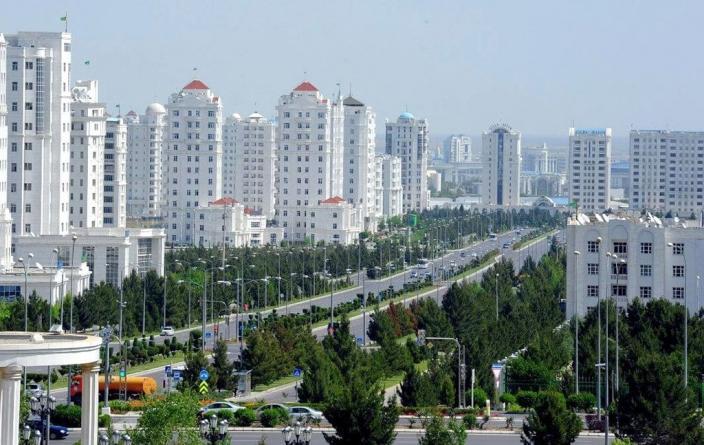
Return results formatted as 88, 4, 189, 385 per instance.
276, 81, 343, 242
385, 112, 429, 213
630, 130, 704, 216
0, 34, 12, 268
103, 116, 127, 227
481, 124, 521, 207
375, 154, 403, 218
5, 32, 72, 235
445, 135, 472, 163
69, 80, 105, 229
222, 112, 277, 219
125, 103, 167, 219
342, 95, 376, 230
164, 80, 223, 245
568, 128, 612, 212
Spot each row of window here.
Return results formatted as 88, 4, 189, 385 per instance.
586, 285, 684, 300
585, 240, 683, 255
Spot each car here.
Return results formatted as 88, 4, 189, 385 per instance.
26, 417, 69, 440
26, 382, 44, 399
199, 401, 245, 418
160, 326, 175, 336
410, 271, 418, 279
288, 405, 325, 422
460, 252, 466, 258
256, 403, 289, 418
502, 242, 511, 249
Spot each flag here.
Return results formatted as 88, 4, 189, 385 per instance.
84, 60, 90, 66
568, 201, 578, 208
60, 15, 67, 21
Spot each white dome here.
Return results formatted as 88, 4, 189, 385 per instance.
231, 113, 242, 121
145, 103, 166, 114
248, 112, 264, 121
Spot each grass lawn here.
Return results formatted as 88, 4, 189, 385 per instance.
382, 360, 429, 389
253, 375, 302, 392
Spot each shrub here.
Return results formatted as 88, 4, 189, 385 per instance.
499, 393, 516, 405
567, 392, 596, 413
214, 409, 234, 422
260, 408, 286, 427
52, 404, 82, 427
516, 390, 538, 410
233, 408, 256, 426
109, 400, 131, 414
98, 414, 111, 428
467, 388, 488, 407
462, 413, 477, 429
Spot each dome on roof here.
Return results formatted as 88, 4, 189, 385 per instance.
145, 103, 166, 114
231, 113, 242, 121
248, 112, 264, 120
399, 111, 415, 120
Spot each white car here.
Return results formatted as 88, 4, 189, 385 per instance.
199, 401, 245, 418
160, 326, 175, 336
289, 406, 325, 422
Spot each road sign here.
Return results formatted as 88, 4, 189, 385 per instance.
491, 363, 503, 389
198, 380, 209, 394
356, 337, 363, 345
173, 370, 182, 380
165, 365, 172, 377
119, 369, 126, 379
199, 369, 209, 381
205, 332, 212, 339
292, 368, 302, 377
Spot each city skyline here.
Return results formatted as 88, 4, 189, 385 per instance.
2, 0, 702, 136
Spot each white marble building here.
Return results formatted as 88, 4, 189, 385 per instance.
375, 154, 403, 218
568, 128, 612, 212
308, 196, 362, 245
385, 112, 429, 213
194, 197, 281, 247
103, 116, 127, 228
0, 34, 13, 270
481, 124, 521, 207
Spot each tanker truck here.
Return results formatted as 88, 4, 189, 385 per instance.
70, 374, 157, 404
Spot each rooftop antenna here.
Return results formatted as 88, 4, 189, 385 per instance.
336, 82, 341, 100
192, 67, 198, 79
348, 82, 352, 97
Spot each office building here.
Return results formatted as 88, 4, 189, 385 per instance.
568, 128, 612, 212
481, 124, 521, 206
385, 112, 429, 213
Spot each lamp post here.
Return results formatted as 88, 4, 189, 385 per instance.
594, 236, 603, 420
494, 272, 499, 322
18, 253, 32, 392
20, 425, 41, 445
199, 415, 228, 445
281, 421, 312, 445
177, 279, 206, 349
29, 394, 56, 445
573, 250, 581, 393
421, 335, 466, 408
98, 431, 132, 445
69, 233, 77, 332
668, 242, 688, 389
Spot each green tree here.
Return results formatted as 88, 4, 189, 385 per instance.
129, 391, 202, 445
522, 391, 581, 445
398, 365, 438, 407
418, 415, 467, 445
298, 343, 343, 403
241, 328, 287, 386
180, 351, 217, 390
212, 339, 236, 391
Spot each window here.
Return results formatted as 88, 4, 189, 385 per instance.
640, 242, 652, 254
587, 240, 600, 253
24, 204, 30, 213
613, 242, 627, 254
671, 243, 684, 255
587, 263, 599, 275
639, 287, 652, 299
673, 265, 685, 277
611, 262, 627, 276
673, 287, 685, 300
611, 285, 626, 297
640, 264, 652, 277
587, 285, 599, 297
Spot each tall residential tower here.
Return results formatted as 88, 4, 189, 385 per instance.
385, 112, 429, 213
481, 124, 521, 207
568, 128, 612, 212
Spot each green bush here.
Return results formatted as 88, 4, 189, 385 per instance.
567, 392, 596, 412
233, 408, 256, 426
109, 400, 131, 414
499, 393, 516, 405
467, 388, 488, 407
98, 414, 111, 428
260, 408, 287, 427
213, 409, 234, 422
516, 390, 538, 410
52, 404, 81, 427
462, 413, 477, 429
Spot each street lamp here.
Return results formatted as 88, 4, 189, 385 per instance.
494, 272, 499, 322
199, 415, 228, 444
98, 431, 132, 445
282, 421, 312, 445
21, 425, 41, 445
177, 279, 206, 350
29, 394, 56, 445
18, 252, 33, 392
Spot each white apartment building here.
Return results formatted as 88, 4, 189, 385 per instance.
164, 80, 223, 245
481, 124, 521, 207
309, 196, 361, 245
125, 103, 167, 219
568, 128, 612, 212
630, 130, 704, 216
103, 116, 127, 227
342, 95, 376, 231
567, 212, 704, 317
385, 112, 429, 213
222, 112, 277, 219
69, 80, 105, 229
375, 154, 403, 218
276, 81, 343, 242
0, 34, 13, 270
5, 32, 72, 236
195, 197, 281, 247
445, 135, 472, 163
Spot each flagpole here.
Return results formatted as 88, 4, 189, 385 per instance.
64, 12, 68, 32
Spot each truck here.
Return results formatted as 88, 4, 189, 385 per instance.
70, 374, 157, 404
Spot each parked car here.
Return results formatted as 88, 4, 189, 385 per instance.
288, 405, 325, 422
256, 403, 289, 418
26, 416, 69, 440
502, 242, 511, 249
160, 326, 175, 336
409, 271, 418, 279
199, 401, 245, 418
460, 252, 466, 258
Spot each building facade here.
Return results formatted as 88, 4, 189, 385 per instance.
308, 196, 361, 245
375, 154, 403, 218
385, 112, 429, 213
276, 81, 343, 242
0, 34, 13, 269
103, 116, 127, 227
164, 80, 223, 244
342, 95, 376, 230
630, 130, 704, 216
566, 213, 704, 317
568, 128, 612, 212
5, 32, 72, 235
445, 135, 472, 163
194, 197, 281, 247
69, 80, 105, 229
125, 103, 167, 219
481, 124, 521, 206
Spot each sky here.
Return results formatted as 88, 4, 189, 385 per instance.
2, 0, 703, 140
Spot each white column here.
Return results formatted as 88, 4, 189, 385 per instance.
0, 365, 23, 445
80, 362, 100, 445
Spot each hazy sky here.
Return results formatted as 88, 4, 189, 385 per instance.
2, 0, 703, 137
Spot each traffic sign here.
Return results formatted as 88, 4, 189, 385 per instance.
173, 370, 182, 380
292, 368, 302, 377
165, 365, 172, 377
119, 369, 126, 379
199, 369, 209, 381
198, 380, 209, 394
205, 332, 212, 339
356, 337, 363, 345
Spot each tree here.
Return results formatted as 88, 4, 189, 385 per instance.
129, 391, 202, 445
418, 415, 466, 445
212, 339, 236, 391
180, 351, 217, 390
241, 329, 287, 386
398, 365, 438, 407
297, 343, 343, 403
522, 391, 581, 445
